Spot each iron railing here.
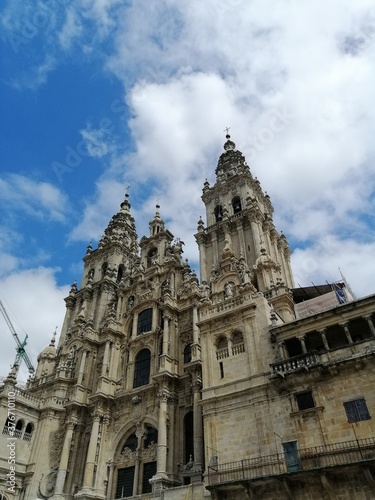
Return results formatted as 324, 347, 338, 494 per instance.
207, 437, 375, 485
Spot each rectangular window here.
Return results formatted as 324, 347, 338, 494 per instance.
137, 308, 153, 335
296, 391, 315, 411
219, 361, 224, 378
142, 462, 156, 494
344, 398, 371, 423
116, 466, 135, 498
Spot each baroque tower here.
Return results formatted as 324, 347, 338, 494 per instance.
1, 135, 375, 500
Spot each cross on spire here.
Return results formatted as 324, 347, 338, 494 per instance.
224, 126, 231, 136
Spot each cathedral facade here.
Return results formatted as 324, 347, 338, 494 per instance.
1, 136, 375, 500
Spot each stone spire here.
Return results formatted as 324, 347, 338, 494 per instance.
98, 192, 137, 251
149, 204, 165, 236
215, 133, 251, 181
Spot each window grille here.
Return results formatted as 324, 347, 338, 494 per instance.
133, 349, 151, 388
344, 398, 371, 423
137, 309, 152, 335
116, 466, 135, 498
142, 462, 156, 494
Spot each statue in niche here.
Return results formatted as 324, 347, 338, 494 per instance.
199, 281, 211, 301
161, 279, 171, 296
224, 282, 234, 299
127, 296, 135, 311
238, 260, 251, 284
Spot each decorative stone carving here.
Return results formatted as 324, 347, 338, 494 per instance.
49, 427, 65, 469
38, 470, 57, 499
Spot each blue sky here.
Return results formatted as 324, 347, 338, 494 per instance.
1, 0, 375, 380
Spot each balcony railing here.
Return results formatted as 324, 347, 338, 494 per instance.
216, 347, 229, 360
270, 351, 320, 376
207, 437, 375, 486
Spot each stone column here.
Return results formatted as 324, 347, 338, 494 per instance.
109, 342, 120, 380
106, 462, 115, 500
236, 220, 246, 257
94, 414, 110, 494
192, 306, 199, 345
318, 328, 330, 351
77, 350, 87, 385
152, 307, 158, 331
90, 288, 99, 327
299, 336, 307, 354
340, 322, 353, 344
192, 378, 204, 472
82, 413, 102, 489
132, 314, 137, 337
249, 216, 261, 258
102, 340, 111, 377
196, 236, 207, 284
277, 342, 286, 360
162, 316, 170, 355
211, 233, 219, 267
156, 391, 169, 477
133, 427, 146, 496
364, 315, 375, 338
54, 420, 76, 495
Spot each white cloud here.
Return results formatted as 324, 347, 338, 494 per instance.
80, 125, 116, 158
0, 174, 70, 222
5, 0, 374, 298
58, 7, 83, 49
69, 179, 126, 242
291, 237, 375, 299
0, 267, 69, 381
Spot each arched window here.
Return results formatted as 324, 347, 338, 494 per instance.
116, 426, 157, 497
23, 422, 34, 442
216, 336, 229, 360
232, 196, 242, 214
214, 205, 223, 222
15, 419, 24, 439
117, 264, 125, 283
232, 331, 244, 344
231, 330, 245, 355
217, 336, 228, 350
133, 349, 151, 388
184, 344, 192, 364
87, 268, 95, 283
122, 432, 138, 452
137, 308, 153, 335
147, 248, 158, 268
2, 417, 14, 437
101, 262, 108, 278
144, 426, 158, 448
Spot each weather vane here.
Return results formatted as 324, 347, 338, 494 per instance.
125, 185, 131, 194
224, 126, 231, 136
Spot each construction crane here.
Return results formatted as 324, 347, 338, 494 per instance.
0, 298, 35, 376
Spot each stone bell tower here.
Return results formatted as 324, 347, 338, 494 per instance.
195, 133, 295, 322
